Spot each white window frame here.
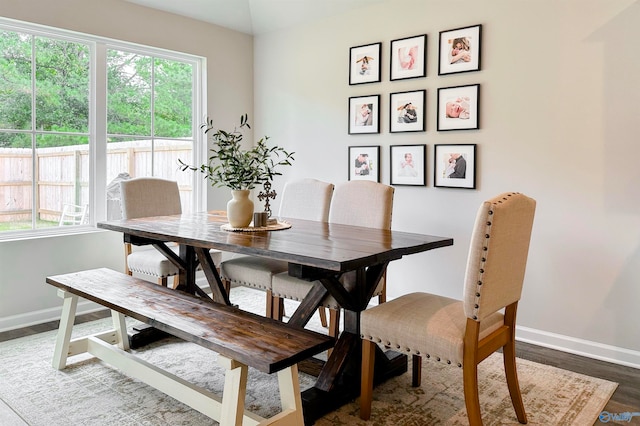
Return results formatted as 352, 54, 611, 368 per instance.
0, 18, 207, 240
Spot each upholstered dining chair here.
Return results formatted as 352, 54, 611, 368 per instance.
359, 192, 536, 425
120, 177, 222, 288
219, 178, 334, 318
271, 180, 394, 339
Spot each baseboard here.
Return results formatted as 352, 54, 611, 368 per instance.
516, 325, 640, 369
0, 299, 105, 333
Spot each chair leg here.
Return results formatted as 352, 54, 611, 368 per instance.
326, 308, 340, 357
377, 270, 387, 304
328, 309, 340, 338
463, 319, 482, 426
270, 294, 284, 321
463, 362, 482, 426
411, 354, 422, 387
318, 307, 328, 327
360, 339, 376, 420
504, 304, 527, 424
158, 277, 168, 287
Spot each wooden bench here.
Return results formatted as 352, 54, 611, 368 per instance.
47, 267, 334, 426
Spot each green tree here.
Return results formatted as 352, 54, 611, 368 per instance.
0, 29, 194, 148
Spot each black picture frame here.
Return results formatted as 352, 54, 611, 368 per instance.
438, 24, 482, 76
437, 84, 480, 131
349, 42, 382, 85
433, 144, 476, 189
349, 145, 380, 182
390, 89, 426, 133
349, 95, 380, 134
390, 144, 426, 186
390, 34, 426, 81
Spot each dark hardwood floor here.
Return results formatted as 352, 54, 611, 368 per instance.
1, 310, 638, 425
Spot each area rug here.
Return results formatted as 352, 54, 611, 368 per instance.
0, 287, 617, 425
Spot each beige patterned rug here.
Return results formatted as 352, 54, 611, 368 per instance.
0, 287, 617, 425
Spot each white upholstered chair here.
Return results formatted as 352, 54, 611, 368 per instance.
219, 178, 334, 318
359, 192, 536, 425
120, 177, 222, 287
271, 180, 394, 339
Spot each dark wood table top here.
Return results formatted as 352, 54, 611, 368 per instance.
98, 211, 453, 273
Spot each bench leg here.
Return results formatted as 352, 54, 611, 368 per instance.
53, 289, 78, 370
219, 355, 248, 426
275, 365, 304, 425
110, 310, 129, 351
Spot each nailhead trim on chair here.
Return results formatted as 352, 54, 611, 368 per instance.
360, 334, 463, 368
472, 192, 519, 320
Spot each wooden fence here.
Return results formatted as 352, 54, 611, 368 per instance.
0, 140, 194, 223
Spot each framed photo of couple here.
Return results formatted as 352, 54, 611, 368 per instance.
437, 84, 479, 131
390, 144, 426, 186
438, 24, 482, 76
390, 90, 425, 133
348, 95, 380, 134
434, 144, 476, 189
349, 145, 380, 182
349, 42, 382, 85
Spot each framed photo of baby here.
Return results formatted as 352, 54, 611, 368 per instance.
438, 24, 482, 75
349, 145, 380, 182
390, 144, 426, 186
434, 144, 476, 189
390, 34, 426, 81
437, 84, 479, 131
390, 90, 425, 133
349, 42, 382, 85
349, 95, 380, 134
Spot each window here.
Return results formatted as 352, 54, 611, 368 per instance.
0, 19, 205, 238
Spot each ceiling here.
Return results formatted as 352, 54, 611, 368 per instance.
123, 0, 386, 35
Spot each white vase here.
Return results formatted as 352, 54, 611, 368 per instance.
227, 190, 254, 228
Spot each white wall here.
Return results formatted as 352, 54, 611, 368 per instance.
254, 0, 640, 367
0, 0, 253, 329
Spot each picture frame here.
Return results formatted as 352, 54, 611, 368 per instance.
438, 24, 482, 75
437, 84, 479, 131
349, 95, 380, 134
434, 144, 476, 189
349, 42, 382, 85
349, 145, 380, 182
390, 144, 426, 186
390, 90, 426, 133
390, 34, 426, 81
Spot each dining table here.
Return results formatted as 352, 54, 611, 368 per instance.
98, 210, 453, 424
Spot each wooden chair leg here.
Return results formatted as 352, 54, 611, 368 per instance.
270, 294, 284, 321
503, 304, 527, 424
318, 307, 328, 327
158, 277, 168, 287
328, 309, 340, 338
360, 339, 376, 420
266, 290, 274, 319
463, 361, 482, 426
463, 319, 482, 426
411, 354, 422, 387
377, 270, 387, 304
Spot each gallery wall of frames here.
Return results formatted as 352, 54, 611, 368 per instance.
347, 24, 481, 190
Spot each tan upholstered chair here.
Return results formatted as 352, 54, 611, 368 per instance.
359, 192, 536, 425
120, 177, 222, 287
271, 180, 394, 338
219, 178, 334, 318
